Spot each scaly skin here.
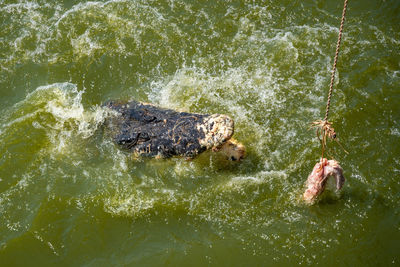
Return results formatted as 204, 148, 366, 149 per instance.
103, 100, 245, 160
303, 158, 345, 203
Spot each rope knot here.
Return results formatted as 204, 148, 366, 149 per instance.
311, 0, 348, 158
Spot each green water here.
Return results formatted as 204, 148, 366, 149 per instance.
1, 0, 399, 265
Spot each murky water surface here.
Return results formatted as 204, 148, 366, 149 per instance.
1, 0, 399, 265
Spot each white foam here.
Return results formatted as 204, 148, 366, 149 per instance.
0, 83, 109, 157
103, 193, 156, 216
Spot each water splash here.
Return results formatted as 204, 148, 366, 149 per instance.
1, 83, 108, 155
1, 0, 399, 265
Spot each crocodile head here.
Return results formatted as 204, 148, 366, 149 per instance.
198, 114, 245, 161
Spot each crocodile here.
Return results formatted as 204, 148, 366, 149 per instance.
103, 100, 245, 160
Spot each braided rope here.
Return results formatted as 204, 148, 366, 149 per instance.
323, 0, 348, 122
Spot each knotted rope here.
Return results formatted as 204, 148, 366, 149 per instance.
313, 0, 349, 158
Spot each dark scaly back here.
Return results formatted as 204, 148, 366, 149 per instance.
103, 100, 208, 158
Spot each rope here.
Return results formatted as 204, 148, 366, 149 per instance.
324, 0, 348, 122
312, 0, 349, 159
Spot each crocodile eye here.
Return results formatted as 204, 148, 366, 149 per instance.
209, 121, 214, 130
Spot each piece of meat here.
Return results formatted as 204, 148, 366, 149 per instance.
303, 158, 345, 203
